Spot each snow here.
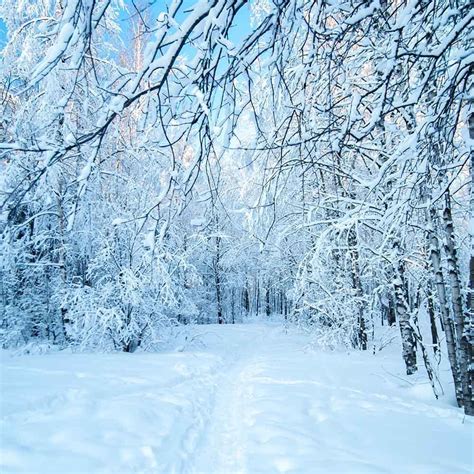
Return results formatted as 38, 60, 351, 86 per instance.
345, 1, 380, 26
143, 230, 155, 251
1, 323, 472, 474
190, 217, 206, 227
77, 161, 92, 182
30, 17, 75, 86
111, 217, 128, 226
195, 88, 211, 117
217, 36, 236, 55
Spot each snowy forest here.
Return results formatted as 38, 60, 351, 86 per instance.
0, 0, 473, 472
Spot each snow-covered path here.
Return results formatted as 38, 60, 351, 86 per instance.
1, 323, 472, 473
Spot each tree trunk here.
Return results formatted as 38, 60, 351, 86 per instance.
255, 280, 260, 316
348, 227, 367, 350
265, 283, 271, 317
231, 287, 235, 324
463, 113, 474, 415
393, 243, 417, 375
427, 281, 439, 355
428, 208, 462, 405
387, 293, 397, 326
215, 235, 224, 324
442, 191, 470, 408
56, 189, 69, 342
243, 282, 250, 314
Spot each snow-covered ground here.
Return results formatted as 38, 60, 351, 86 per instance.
1, 323, 472, 473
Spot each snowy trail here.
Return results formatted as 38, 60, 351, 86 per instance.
1, 323, 472, 473
190, 326, 271, 474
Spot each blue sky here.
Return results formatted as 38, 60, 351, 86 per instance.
0, 2, 252, 52
0, 18, 6, 50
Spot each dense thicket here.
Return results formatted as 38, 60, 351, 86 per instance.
0, 0, 472, 414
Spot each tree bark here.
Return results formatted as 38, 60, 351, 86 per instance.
427, 281, 439, 355
442, 192, 470, 408
231, 288, 235, 324
393, 243, 417, 375
214, 235, 223, 324
56, 187, 70, 343
463, 112, 474, 415
265, 283, 271, 317
428, 208, 462, 405
348, 227, 367, 350
243, 281, 250, 314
